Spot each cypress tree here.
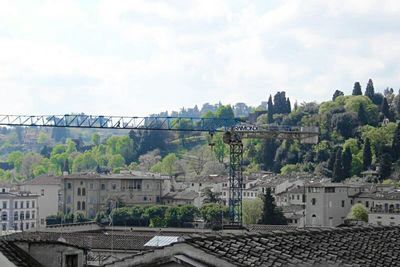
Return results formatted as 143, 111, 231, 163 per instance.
332, 147, 344, 182
363, 138, 372, 170
342, 146, 352, 178
63, 159, 70, 174
352, 82, 362, 95
286, 98, 291, 113
365, 79, 375, 100
358, 103, 368, 125
267, 95, 274, 124
332, 90, 344, 101
379, 153, 392, 181
328, 146, 339, 171
381, 97, 391, 121
258, 188, 287, 225
392, 123, 400, 161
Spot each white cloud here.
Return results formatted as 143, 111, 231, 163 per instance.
0, 0, 399, 116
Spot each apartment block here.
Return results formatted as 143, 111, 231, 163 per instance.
60, 172, 166, 218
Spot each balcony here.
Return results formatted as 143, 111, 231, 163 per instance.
370, 208, 400, 214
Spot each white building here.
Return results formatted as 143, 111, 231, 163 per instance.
353, 190, 400, 226
0, 190, 39, 231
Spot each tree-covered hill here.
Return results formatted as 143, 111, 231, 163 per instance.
1, 79, 400, 183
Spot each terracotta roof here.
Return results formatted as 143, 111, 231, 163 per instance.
184, 226, 400, 266
22, 175, 61, 186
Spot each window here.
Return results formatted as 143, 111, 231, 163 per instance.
1, 211, 7, 221
20, 212, 24, 220
31, 222, 35, 228
14, 224, 18, 230
82, 188, 86, 196
14, 201, 18, 209
297, 195, 300, 200
134, 180, 142, 190
351, 200, 354, 205
325, 187, 335, 193
41, 189, 44, 196
32, 201, 35, 208
32, 211, 35, 219
67, 183, 72, 189
67, 195, 72, 204
101, 184, 106, 190
1, 189, 5, 193
312, 198, 316, 205
26, 223, 29, 230
112, 184, 116, 190
26, 211, 30, 220
2, 224, 6, 231
20, 202, 23, 209
26, 201, 30, 209
80, 181, 83, 185
366, 201, 369, 208
89, 183, 94, 190
341, 200, 345, 207
2, 201, 7, 209
82, 201, 86, 211
41, 219, 45, 225
14, 212, 18, 221
77, 201, 81, 210
77, 188, 81, 196
143, 196, 147, 201
156, 196, 160, 203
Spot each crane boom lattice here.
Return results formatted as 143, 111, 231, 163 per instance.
0, 114, 318, 226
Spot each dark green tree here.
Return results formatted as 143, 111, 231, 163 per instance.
379, 153, 392, 181
352, 82, 362, 95
328, 146, 339, 172
365, 79, 375, 100
202, 188, 222, 204
273, 92, 290, 114
392, 123, 400, 161
331, 112, 359, 138
286, 98, 292, 113
332, 147, 344, 182
257, 139, 278, 171
381, 98, 392, 121
358, 103, 368, 125
258, 188, 287, 225
332, 90, 344, 101
363, 138, 372, 170
267, 95, 274, 123
342, 146, 352, 178
62, 158, 70, 174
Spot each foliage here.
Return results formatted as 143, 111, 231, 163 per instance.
243, 198, 263, 225
347, 203, 368, 222
258, 188, 287, 225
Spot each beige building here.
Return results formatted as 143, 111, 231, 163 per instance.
60, 172, 166, 218
20, 175, 61, 228
305, 183, 361, 227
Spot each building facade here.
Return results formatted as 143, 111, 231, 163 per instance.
305, 183, 361, 227
0, 190, 39, 232
60, 172, 165, 218
20, 175, 61, 228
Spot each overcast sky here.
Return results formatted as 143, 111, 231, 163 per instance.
0, 0, 399, 116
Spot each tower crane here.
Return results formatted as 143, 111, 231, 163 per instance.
0, 114, 318, 226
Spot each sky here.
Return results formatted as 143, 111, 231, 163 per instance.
0, 0, 399, 116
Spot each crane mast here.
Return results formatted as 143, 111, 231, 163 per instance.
0, 114, 318, 226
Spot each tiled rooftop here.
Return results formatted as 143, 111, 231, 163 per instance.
185, 226, 400, 267
0, 239, 43, 267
